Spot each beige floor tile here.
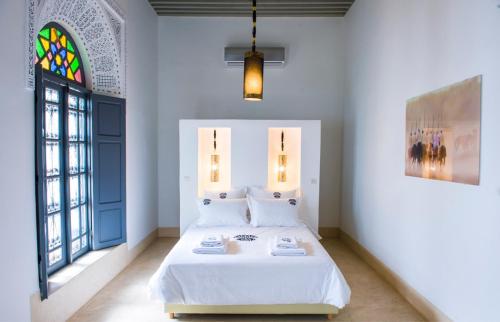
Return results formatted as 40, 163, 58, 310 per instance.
69, 237, 425, 322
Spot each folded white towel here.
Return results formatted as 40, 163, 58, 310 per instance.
274, 236, 298, 249
201, 234, 224, 247
193, 241, 227, 254
270, 244, 306, 256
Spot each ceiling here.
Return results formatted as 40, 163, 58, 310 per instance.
148, 0, 355, 17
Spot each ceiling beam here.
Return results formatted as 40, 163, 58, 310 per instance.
148, 0, 355, 17
149, 0, 353, 3
155, 12, 346, 16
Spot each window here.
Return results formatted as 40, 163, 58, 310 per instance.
35, 22, 90, 296
35, 22, 126, 300
39, 84, 90, 274
35, 23, 90, 276
35, 23, 85, 84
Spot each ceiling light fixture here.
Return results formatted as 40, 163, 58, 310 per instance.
243, 0, 264, 101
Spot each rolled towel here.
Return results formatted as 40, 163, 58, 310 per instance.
270, 244, 306, 256
275, 236, 298, 249
193, 241, 227, 254
201, 234, 224, 247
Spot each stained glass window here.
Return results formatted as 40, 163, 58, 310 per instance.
35, 23, 85, 84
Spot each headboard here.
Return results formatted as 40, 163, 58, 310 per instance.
179, 120, 321, 235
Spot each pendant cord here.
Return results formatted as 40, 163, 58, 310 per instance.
281, 130, 284, 152
214, 130, 217, 151
252, 0, 256, 52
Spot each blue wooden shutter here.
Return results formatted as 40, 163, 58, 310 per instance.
35, 66, 49, 299
91, 94, 126, 249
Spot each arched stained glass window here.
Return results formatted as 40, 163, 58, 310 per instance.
35, 23, 85, 84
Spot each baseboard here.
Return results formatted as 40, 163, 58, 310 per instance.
339, 230, 452, 322
158, 227, 180, 237
318, 227, 340, 238
30, 228, 158, 322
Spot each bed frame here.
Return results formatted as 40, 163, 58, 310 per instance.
165, 304, 338, 320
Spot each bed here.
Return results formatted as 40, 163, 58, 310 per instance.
148, 225, 351, 319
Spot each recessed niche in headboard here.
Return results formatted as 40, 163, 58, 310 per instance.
197, 128, 231, 197
268, 128, 301, 191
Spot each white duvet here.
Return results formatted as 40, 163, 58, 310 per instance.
148, 226, 351, 308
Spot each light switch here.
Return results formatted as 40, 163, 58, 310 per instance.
310, 178, 318, 184
184, 176, 191, 182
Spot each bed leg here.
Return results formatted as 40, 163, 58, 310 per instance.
168, 312, 175, 319
327, 313, 334, 320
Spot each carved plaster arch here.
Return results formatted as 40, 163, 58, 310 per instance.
25, 0, 126, 97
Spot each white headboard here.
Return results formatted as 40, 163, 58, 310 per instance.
179, 120, 321, 235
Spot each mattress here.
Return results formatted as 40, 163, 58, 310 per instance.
148, 226, 351, 308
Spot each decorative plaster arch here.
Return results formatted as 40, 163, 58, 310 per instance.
25, 0, 126, 97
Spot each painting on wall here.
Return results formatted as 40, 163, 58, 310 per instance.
405, 75, 482, 185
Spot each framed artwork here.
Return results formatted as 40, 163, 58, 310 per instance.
405, 75, 482, 185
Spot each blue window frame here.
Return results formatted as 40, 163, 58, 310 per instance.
38, 73, 90, 271
35, 66, 91, 298
35, 22, 126, 300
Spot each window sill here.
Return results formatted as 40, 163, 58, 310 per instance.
48, 247, 116, 295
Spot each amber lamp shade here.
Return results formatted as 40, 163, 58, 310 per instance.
243, 51, 264, 101
277, 154, 287, 182
210, 154, 220, 182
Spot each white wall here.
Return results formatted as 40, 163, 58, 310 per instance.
158, 17, 345, 228
342, 1, 500, 320
120, 0, 159, 249
0, 1, 38, 321
0, 0, 158, 320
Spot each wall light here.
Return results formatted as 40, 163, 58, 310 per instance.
243, 0, 264, 101
278, 130, 287, 182
210, 130, 220, 182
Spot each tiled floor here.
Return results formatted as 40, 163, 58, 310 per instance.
69, 238, 425, 322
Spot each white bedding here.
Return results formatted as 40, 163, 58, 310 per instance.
148, 226, 351, 308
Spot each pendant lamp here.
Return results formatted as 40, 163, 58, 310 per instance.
243, 0, 264, 101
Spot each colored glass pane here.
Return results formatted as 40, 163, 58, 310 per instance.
40, 37, 50, 51
36, 39, 45, 59
70, 57, 80, 72
35, 23, 84, 84
74, 70, 82, 83
67, 40, 74, 53
41, 57, 49, 70
67, 68, 74, 80
51, 28, 57, 41
39, 28, 50, 39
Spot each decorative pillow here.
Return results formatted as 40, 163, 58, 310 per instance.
248, 186, 297, 199
248, 196, 302, 227
204, 187, 247, 200
196, 198, 249, 227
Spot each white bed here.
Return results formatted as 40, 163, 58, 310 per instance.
148, 225, 351, 317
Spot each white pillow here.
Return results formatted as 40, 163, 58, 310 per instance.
248, 186, 297, 199
204, 187, 247, 200
196, 198, 249, 227
248, 196, 302, 227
